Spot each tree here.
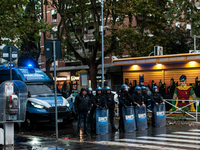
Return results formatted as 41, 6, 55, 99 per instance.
0, 0, 51, 67
48, 0, 124, 89
166, 0, 200, 50
109, 0, 173, 57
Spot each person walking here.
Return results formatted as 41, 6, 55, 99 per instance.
75, 88, 91, 137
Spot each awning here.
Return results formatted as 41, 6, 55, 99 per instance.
41, 63, 115, 72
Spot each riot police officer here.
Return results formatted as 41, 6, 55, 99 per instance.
104, 86, 117, 131
119, 84, 133, 132
75, 88, 91, 137
86, 87, 95, 133
92, 87, 107, 132
152, 86, 165, 126
93, 87, 107, 109
141, 86, 152, 110
133, 86, 145, 108
152, 86, 165, 106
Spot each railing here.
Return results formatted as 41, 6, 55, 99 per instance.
163, 99, 198, 121
114, 99, 199, 121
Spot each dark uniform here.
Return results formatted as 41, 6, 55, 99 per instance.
118, 91, 133, 131
87, 92, 95, 132
151, 86, 164, 126
92, 88, 107, 132
75, 88, 91, 136
105, 92, 117, 130
132, 93, 144, 106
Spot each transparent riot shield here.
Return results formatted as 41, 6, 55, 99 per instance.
135, 105, 148, 130
153, 104, 166, 127
96, 108, 109, 134
0, 80, 28, 123
122, 106, 136, 132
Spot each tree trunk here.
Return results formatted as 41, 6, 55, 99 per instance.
89, 63, 97, 90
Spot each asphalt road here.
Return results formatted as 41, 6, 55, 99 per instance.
1, 120, 200, 150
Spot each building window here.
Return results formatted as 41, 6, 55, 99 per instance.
52, 10, 57, 23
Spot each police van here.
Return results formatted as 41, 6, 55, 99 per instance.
0, 64, 75, 130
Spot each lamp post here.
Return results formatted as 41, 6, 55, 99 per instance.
101, 0, 104, 88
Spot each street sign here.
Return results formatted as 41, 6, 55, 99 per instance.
45, 40, 62, 59
2, 45, 18, 61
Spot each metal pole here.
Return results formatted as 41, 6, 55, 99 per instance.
9, 47, 12, 81
53, 41, 58, 139
101, 0, 104, 88
194, 35, 196, 52
196, 100, 198, 121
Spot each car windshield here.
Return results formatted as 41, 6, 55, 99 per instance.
26, 84, 53, 96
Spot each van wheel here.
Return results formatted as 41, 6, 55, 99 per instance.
24, 116, 34, 131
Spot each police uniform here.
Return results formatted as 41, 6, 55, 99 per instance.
87, 89, 95, 132
105, 92, 117, 130
118, 91, 133, 131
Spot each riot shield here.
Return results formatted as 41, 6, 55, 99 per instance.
153, 104, 166, 127
135, 105, 148, 130
96, 108, 109, 134
122, 106, 136, 132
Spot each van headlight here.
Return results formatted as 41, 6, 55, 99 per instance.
66, 101, 70, 107
31, 102, 45, 109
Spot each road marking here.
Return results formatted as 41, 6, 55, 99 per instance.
115, 139, 200, 149
174, 132, 200, 135
95, 141, 185, 150
189, 129, 200, 132
158, 134, 200, 140
137, 136, 200, 144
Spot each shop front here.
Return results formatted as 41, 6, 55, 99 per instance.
113, 53, 200, 111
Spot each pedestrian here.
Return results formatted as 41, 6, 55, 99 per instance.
75, 88, 91, 137
86, 87, 95, 133
132, 86, 145, 108
104, 86, 117, 131
118, 84, 133, 132
151, 86, 165, 126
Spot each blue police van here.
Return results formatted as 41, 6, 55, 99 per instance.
0, 64, 75, 130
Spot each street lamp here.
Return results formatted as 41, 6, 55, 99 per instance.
101, 0, 104, 88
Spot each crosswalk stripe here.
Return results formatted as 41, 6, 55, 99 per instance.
95, 141, 185, 150
174, 131, 200, 135
158, 134, 200, 140
115, 139, 200, 149
189, 129, 200, 132
137, 136, 200, 144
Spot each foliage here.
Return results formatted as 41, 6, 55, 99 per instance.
0, 0, 51, 63
166, 0, 200, 50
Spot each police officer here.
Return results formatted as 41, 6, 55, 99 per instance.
141, 86, 152, 110
119, 84, 133, 132
92, 87, 107, 132
86, 87, 95, 133
151, 86, 165, 126
75, 88, 91, 137
104, 86, 117, 131
93, 87, 107, 109
133, 86, 145, 108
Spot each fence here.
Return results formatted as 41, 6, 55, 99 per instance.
163, 99, 198, 121
114, 99, 199, 122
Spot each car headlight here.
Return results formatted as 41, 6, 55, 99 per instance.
66, 101, 70, 107
31, 102, 45, 109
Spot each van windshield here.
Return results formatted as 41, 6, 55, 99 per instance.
26, 84, 53, 96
